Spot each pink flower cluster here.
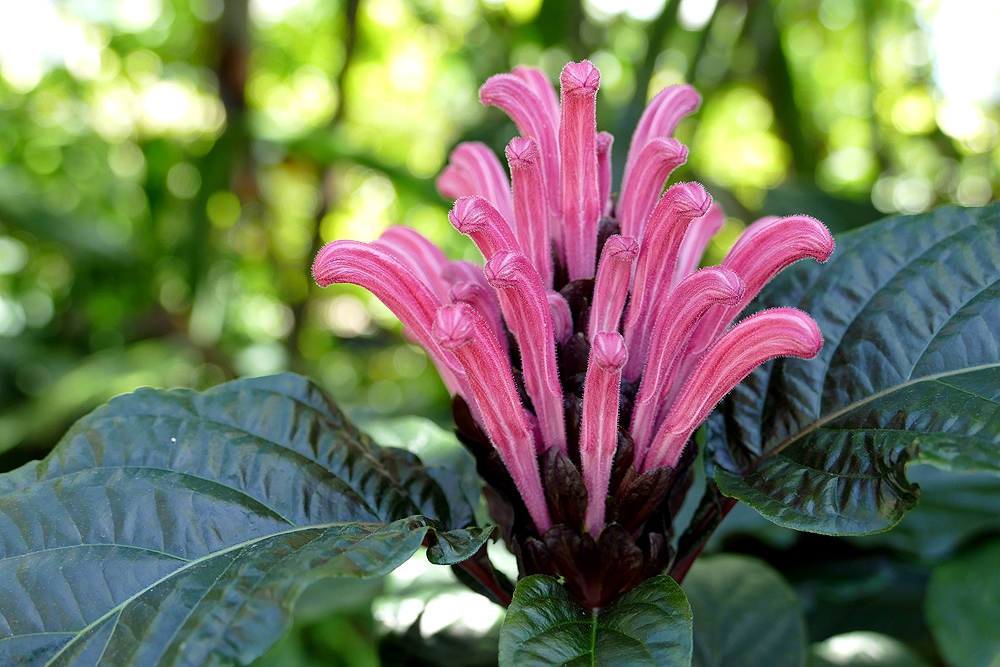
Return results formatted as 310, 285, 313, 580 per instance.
313, 60, 833, 538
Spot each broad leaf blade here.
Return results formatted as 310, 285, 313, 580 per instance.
683, 554, 806, 667
925, 539, 1000, 667
498, 575, 692, 667
0, 373, 489, 666
710, 203, 1000, 534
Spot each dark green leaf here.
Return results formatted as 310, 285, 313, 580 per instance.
849, 465, 1000, 562
0, 373, 489, 666
925, 538, 1000, 667
498, 575, 692, 666
808, 632, 930, 667
710, 203, 1000, 534
683, 554, 807, 667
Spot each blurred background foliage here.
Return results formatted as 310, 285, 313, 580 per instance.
1, 0, 998, 664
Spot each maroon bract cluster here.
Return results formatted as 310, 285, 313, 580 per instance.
312, 60, 834, 609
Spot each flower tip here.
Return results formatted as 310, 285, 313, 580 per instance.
766, 307, 824, 358
597, 131, 614, 153
433, 304, 477, 350
602, 234, 640, 261
448, 195, 489, 233
672, 181, 713, 218
483, 250, 520, 288
312, 240, 363, 287
505, 136, 538, 168
592, 331, 628, 371
560, 60, 600, 95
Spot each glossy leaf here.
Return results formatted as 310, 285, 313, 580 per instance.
498, 574, 692, 666
683, 554, 807, 667
925, 538, 1000, 667
0, 373, 489, 666
710, 203, 1000, 534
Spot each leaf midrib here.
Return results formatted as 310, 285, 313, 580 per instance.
38, 520, 384, 667
749, 362, 1000, 471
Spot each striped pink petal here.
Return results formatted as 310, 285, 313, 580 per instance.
643, 308, 823, 471
449, 195, 520, 261
373, 226, 450, 302
485, 250, 567, 454
672, 202, 725, 287
687, 214, 835, 355
438, 142, 515, 225
588, 235, 639, 340
618, 138, 688, 241
580, 331, 628, 535
622, 182, 713, 381
559, 61, 602, 281
630, 267, 743, 465
434, 303, 552, 531
622, 84, 701, 189
507, 137, 554, 288
597, 131, 615, 217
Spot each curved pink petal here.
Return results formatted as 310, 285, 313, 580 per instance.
622, 182, 713, 381
312, 241, 466, 397
630, 267, 743, 464
439, 142, 515, 225
643, 308, 823, 471
449, 195, 520, 261
622, 84, 701, 193
373, 226, 450, 302
618, 138, 688, 242
687, 214, 835, 356
672, 202, 725, 287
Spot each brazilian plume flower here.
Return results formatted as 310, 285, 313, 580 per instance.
312, 60, 833, 608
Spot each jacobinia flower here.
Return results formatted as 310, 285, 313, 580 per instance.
312, 60, 833, 608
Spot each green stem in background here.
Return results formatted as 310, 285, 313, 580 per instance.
749, 0, 818, 178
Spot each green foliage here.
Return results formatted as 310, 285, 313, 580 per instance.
925, 539, 1000, 667
710, 202, 1000, 534
683, 554, 807, 667
0, 373, 488, 665
499, 575, 693, 667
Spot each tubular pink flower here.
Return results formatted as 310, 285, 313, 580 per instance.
559, 61, 602, 280
312, 241, 467, 398
485, 251, 567, 454
630, 267, 744, 464
618, 138, 689, 241
597, 131, 614, 217
434, 303, 552, 531
622, 85, 701, 190
507, 137, 554, 288
687, 214, 835, 356
480, 73, 560, 218
672, 203, 725, 287
588, 235, 639, 340
548, 291, 573, 344
643, 308, 823, 471
580, 332, 627, 535
372, 226, 450, 302
437, 142, 515, 225
622, 182, 713, 381
449, 195, 520, 261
